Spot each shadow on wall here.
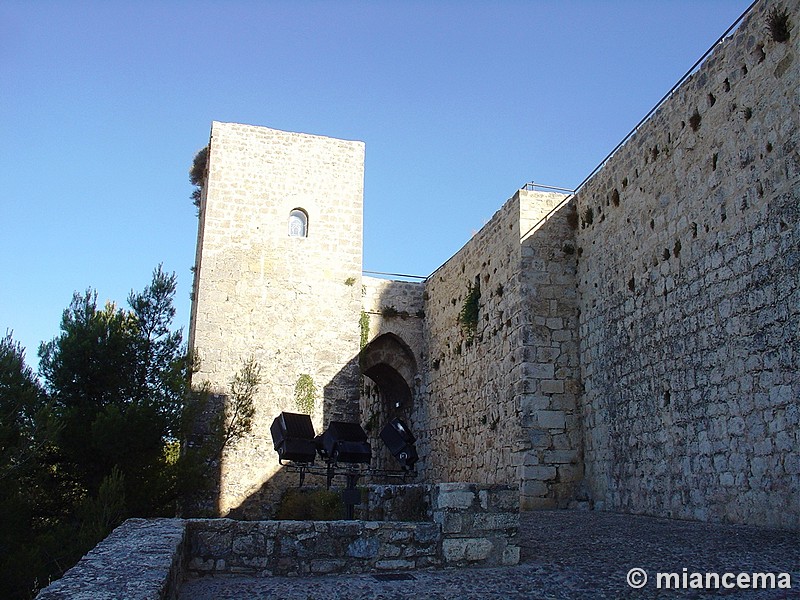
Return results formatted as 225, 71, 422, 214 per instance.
194, 284, 426, 520
361, 333, 419, 473
226, 356, 364, 520
516, 198, 583, 509
185, 194, 585, 519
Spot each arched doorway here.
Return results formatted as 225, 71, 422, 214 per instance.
360, 333, 418, 472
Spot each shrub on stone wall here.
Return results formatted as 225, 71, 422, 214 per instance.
458, 280, 481, 342
276, 487, 345, 520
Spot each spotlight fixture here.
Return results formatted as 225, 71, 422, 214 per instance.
380, 418, 418, 470
316, 421, 372, 465
270, 412, 316, 464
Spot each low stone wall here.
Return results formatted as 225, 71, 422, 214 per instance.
185, 519, 441, 576
36, 518, 186, 600
365, 483, 521, 565
186, 483, 519, 577
433, 483, 520, 566
36, 484, 518, 598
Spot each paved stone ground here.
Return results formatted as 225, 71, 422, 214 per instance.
179, 510, 800, 599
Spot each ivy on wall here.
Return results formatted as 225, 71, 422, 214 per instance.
294, 374, 317, 415
359, 311, 370, 349
458, 279, 481, 343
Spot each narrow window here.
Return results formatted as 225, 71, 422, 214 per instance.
288, 209, 308, 237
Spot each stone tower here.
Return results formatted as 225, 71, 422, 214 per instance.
189, 122, 365, 516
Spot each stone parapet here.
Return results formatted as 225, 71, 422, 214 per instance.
36, 518, 186, 600
185, 518, 441, 577
432, 483, 520, 567
36, 484, 519, 598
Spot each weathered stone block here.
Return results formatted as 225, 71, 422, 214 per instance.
502, 545, 521, 565
376, 559, 415, 570
436, 489, 475, 510
442, 538, 494, 563
433, 510, 464, 534
311, 559, 347, 574
414, 522, 441, 544
523, 465, 557, 481
473, 512, 519, 531
347, 537, 380, 559
536, 410, 566, 429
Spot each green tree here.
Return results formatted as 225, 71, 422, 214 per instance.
189, 145, 208, 209
0, 333, 54, 481
1, 266, 261, 596
38, 265, 193, 517
0, 333, 63, 600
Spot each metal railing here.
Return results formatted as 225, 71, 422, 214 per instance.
362, 269, 427, 280
522, 182, 575, 194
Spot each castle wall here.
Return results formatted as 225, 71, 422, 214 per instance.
359, 276, 425, 471
574, 0, 799, 527
517, 197, 582, 508
420, 190, 578, 500
360, 276, 426, 370
189, 122, 365, 516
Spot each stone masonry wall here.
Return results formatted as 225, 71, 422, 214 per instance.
361, 277, 426, 365
359, 276, 425, 472
517, 196, 582, 509
420, 190, 579, 506
189, 122, 365, 517
37, 485, 517, 598
421, 194, 525, 487
36, 519, 186, 600
186, 483, 518, 577
574, 0, 799, 527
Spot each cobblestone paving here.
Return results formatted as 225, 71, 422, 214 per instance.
179, 510, 800, 599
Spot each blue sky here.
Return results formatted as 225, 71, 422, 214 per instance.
1, 0, 752, 367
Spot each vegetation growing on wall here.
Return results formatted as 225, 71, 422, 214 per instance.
189, 146, 209, 210
359, 311, 370, 349
219, 357, 260, 448
458, 279, 481, 343
766, 7, 792, 42
294, 374, 317, 415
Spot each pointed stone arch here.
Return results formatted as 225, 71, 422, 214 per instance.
360, 333, 418, 471
361, 333, 417, 400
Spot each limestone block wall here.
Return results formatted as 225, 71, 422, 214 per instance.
517, 196, 582, 509
185, 483, 518, 577
421, 194, 524, 486
420, 189, 578, 503
360, 276, 425, 367
359, 277, 425, 471
574, 0, 799, 527
189, 122, 365, 517
35, 519, 186, 600
37, 485, 518, 598
186, 519, 441, 576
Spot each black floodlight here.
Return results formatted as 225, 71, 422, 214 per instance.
317, 421, 372, 465
271, 412, 316, 464
380, 418, 418, 470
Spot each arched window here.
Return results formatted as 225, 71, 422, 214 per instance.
288, 209, 308, 238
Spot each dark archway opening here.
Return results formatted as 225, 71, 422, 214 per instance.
360, 334, 418, 473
